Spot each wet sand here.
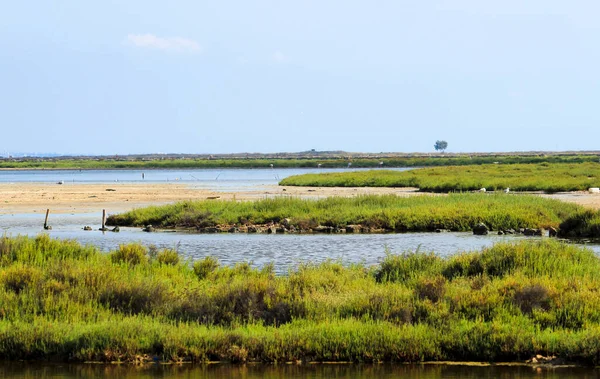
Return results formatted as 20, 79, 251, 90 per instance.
0, 183, 425, 214
1, 183, 599, 215
541, 192, 600, 210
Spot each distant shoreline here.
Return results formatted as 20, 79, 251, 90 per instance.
1, 152, 599, 170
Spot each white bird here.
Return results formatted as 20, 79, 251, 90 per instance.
505, 188, 510, 193
479, 188, 486, 192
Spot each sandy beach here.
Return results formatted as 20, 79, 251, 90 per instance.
1, 182, 599, 215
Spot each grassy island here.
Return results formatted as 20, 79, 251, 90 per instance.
1, 235, 600, 364
279, 163, 600, 193
106, 194, 581, 233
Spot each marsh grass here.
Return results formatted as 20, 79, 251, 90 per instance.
1, 236, 600, 363
279, 163, 600, 193
1, 154, 599, 170
558, 209, 600, 238
107, 194, 581, 232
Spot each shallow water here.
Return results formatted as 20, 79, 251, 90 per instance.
2, 213, 600, 273
0, 167, 409, 191
0, 363, 597, 379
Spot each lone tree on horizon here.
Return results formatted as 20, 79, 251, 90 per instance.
434, 140, 448, 153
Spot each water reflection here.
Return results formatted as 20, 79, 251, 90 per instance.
0, 363, 597, 379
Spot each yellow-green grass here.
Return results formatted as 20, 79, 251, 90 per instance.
106, 194, 581, 232
2, 236, 600, 363
279, 163, 600, 193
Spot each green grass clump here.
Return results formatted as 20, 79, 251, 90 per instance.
280, 163, 600, 193
157, 248, 180, 266
1, 236, 600, 363
375, 251, 443, 283
193, 256, 220, 279
558, 209, 600, 238
107, 194, 581, 233
110, 243, 148, 265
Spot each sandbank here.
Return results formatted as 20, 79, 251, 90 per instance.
0, 183, 424, 214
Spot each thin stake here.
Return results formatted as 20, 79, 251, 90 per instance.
102, 209, 106, 230
44, 209, 50, 229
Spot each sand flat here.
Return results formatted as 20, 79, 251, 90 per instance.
0, 183, 425, 214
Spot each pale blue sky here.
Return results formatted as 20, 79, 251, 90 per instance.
1, 1, 599, 155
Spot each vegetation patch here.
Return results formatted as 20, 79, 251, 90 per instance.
1, 236, 600, 364
1, 154, 599, 170
279, 163, 600, 193
106, 194, 581, 233
558, 209, 600, 238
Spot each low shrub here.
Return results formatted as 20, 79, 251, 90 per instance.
110, 244, 148, 265
1, 265, 40, 294
375, 251, 442, 283
558, 210, 600, 238
193, 257, 219, 280
157, 249, 180, 266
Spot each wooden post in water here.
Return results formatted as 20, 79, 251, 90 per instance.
101, 209, 106, 231
43, 209, 51, 230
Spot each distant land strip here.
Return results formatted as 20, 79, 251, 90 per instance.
1, 151, 600, 169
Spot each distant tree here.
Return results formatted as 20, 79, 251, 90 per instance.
434, 140, 448, 153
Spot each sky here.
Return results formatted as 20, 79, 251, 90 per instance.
1, 1, 599, 155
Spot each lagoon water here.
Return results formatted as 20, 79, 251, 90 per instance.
0, 167, 410, 190
2, 210, 600, 274
0, 212, 535, 273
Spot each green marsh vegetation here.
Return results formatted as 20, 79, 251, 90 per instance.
3, 235, 600, 363
106, 194, 581, 232
558, 209, 600, 238
1, 154, 599, 170
280, 162, 600, 193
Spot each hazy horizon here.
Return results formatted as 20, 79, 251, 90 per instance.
3, 148, 600, 160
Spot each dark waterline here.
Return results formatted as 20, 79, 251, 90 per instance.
0, 362, 597, 379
